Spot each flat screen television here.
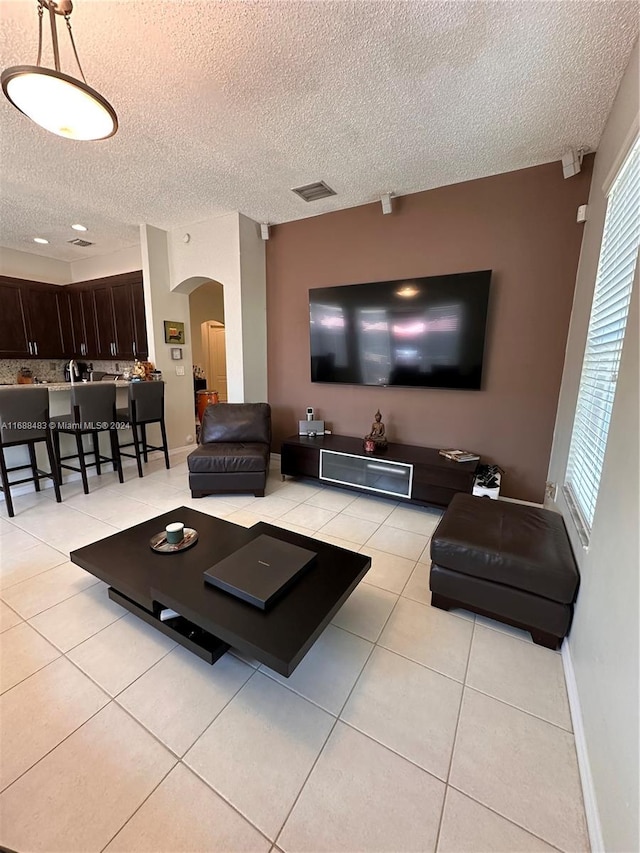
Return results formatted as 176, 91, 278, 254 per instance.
309, 270, 491, 390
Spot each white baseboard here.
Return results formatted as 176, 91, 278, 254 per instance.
562, 639, 604, 852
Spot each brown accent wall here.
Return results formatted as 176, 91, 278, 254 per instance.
266, 159, 593, 503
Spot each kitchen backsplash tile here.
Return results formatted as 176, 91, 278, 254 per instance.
0, 359, 135, 385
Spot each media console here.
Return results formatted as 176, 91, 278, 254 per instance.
280, 434, 479, 508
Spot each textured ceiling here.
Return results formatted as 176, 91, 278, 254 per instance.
0, 0, 637, 262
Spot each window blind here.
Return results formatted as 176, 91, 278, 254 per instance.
564, 136, 640, 539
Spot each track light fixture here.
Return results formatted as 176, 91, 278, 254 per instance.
2, 0, 118, 141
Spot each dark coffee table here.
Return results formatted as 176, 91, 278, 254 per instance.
70, 507, 370, 676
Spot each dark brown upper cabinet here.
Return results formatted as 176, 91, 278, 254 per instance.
0, 276, 67, 359
0, 271, 148, 361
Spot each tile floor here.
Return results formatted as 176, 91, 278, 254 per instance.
0, 452, 589, 852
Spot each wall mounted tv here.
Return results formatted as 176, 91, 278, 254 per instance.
309, 270, 492, 390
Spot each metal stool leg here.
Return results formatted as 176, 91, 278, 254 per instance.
131, 423, 143, 478
45, 431, 62, 504
141, 423, 148, 463
75, 432, 89, 494
110, 429, 124, 484
28, 441, 40, 492
0, 447, 14, 517
92, 431, 102, 474
160, 418, 170, 469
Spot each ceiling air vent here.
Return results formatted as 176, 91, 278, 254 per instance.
291, 181, 336, 202
68, 238, 94, 247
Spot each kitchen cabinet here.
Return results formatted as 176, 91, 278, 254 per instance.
0, 276, 66, 358
0, 278, 30, 357
0, 271, 147, 361
86, 273, 148, 359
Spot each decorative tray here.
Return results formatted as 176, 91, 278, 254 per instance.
149, 528, 199, 554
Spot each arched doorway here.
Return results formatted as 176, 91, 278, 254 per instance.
188, 279, 227, 401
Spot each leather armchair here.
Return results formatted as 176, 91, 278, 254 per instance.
188, 403, 271, 498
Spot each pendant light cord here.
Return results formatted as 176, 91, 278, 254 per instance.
64, 13, 87, 83
36, 2, 43, 67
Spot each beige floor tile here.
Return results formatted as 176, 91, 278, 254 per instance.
260, 624, 372, 715
242, 493, 300, 519
184, 672, 333, 839
402, 564, 476, 621
318, 512, 379, 545
270, 519, 316, 537
0, 703, 176, 853
63, 490, 152, 523
276, 481, 324, 502
209, 492, 263, 509
0, 600, 22, 633
450, 689, 589, 851
1, 561, 99, 619
359, 547, 416, 594
105, 763, 270, 852
118, 646, 253, 755
67, 612, 176, 696
278, 722, 445, 853
331, 582, 398, 642
311, 531, 361, 550
109, 502, 171, 529
467, 626, 572, 729
385, 504, 443, 536
365, 524, 429, 561
378, 597, 473, 681
0, 542, 68, 589
279, 502, 337, 531
341, 646, 462, 779
29, 582, 127, 652
304, 488, 357, 512
225, 509, 262, 527
342, 494, 398, 523
0, 517, 16, 536
438, 787, 558, 852
474, 612, 535, 644
8, 505, 119, 554
183, 498, 239, 520
0, 656, 109, 790
0, 622, 60, 694
402, 560, 432, 604
0, 526, 42, 555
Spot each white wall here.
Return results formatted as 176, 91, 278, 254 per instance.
69, 246, 141, 282
165, 213, 267, 403
239, 214, 268, 402
0, 246, 70, 284
140, 224, 196, 449
548, 40, 639, 853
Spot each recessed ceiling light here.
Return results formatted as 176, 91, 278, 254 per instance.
33, 237, 49, 244
71, 223, 87, 231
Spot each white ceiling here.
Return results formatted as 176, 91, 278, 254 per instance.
0, 0, 637, 262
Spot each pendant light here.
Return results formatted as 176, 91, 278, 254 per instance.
2, 0, 117, 141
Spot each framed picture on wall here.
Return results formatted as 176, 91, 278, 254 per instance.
164, 321, 185, 345
171, 347, 183, 360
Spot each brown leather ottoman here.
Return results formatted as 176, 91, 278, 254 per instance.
429, 494, 579, 649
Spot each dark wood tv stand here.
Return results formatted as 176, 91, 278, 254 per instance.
280, 434, 479, 509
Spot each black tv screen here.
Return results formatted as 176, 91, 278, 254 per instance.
309, 270, 491, 390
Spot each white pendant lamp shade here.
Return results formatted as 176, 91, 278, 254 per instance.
2, 66, 117, 140
2, 0, 117, 141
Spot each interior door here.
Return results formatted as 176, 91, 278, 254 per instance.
203, 322, 228, 402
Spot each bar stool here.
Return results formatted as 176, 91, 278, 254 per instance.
52, 384, 124, 494
0, 387, 61, 517
116, 381, 170, 478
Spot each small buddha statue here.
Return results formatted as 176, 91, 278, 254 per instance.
364, 410, 388, 449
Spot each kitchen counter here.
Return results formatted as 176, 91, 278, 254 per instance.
8, 381, 131, 390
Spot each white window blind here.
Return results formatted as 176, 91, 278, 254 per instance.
564, 136, 640, 539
